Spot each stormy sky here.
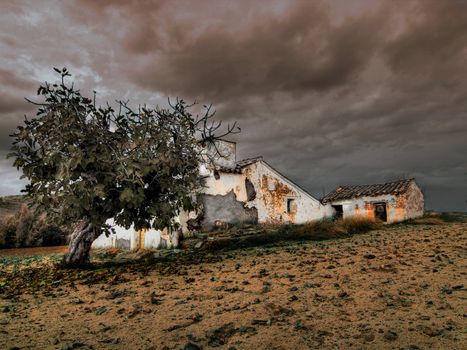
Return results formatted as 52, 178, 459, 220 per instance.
0, 0, 466, 211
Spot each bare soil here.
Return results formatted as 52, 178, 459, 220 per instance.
0, 223, 466, 349
0, 246, 68, 257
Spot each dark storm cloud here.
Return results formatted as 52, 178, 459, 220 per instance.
0, 68, 35, 90
121, 1, 389, 101
0, 94, 31, 114
0, 0, 466, 211
384, 0, 467, 77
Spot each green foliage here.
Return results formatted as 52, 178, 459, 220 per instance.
9, 68, 237, 239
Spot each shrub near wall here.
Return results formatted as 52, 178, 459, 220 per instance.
203, 217, 381, 251
0, 205, 67, 248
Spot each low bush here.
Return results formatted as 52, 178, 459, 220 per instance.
340, 216, 382, 234
291, 216, 380, 239
289, 219, 344, 240
0, 205, 67, 248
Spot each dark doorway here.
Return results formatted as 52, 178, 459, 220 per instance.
332, 205, 343, 219
374, 202, 387, 222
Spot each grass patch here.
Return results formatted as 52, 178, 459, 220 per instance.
409, 217, 445, 225
204, 217, 380, 251
288, 216, 381, 238
402, 211, 466, 225
439, 212, 467, 223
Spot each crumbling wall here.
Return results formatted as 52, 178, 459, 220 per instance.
200, 191, 258, 230
403, 182, 424, 219
93, 159, 331, 249
181, 170, 257, 231
203, 172, 248, 201
242, 161, 325, 224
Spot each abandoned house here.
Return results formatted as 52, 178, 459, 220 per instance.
321, 178, 424, 224
92, 142, 424, 250
92, 140, 330, 250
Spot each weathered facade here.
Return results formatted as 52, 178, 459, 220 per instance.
197, 156, 327, 230
93, 140, 328, 250
92, 143, 425, 250
321, 179, 424, 224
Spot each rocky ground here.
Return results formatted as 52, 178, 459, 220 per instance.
0, 222, 466, 350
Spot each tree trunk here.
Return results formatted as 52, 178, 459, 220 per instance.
63, 220, 100, 267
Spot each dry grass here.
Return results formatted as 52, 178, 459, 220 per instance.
410, 217, 445, 225
204, 217, 380, 252
292, 216, 381, 239
403, 212, 466, 226
341, 216, 383, 233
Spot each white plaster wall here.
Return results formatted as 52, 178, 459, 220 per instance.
330, 194, 403, 223
404, 182, 425, 219
92, 232, 114, 249
203, 171, 247, 201
205, 140, 236, 168
91, 219, 137, 249
143, 229, 163, 248
321, 203, 336, 218
93, 224, 179, 250
242, 161, 327, 224
142, 228, 181, 249
187, 161, 328, 226
92, 160, 333, 250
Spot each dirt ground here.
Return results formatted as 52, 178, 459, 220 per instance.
0, 222, 466, 350
0, 246, 68, 257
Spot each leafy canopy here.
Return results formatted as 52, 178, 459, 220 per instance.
9, 68, 238, 235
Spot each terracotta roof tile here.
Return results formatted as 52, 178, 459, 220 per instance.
322, 178, 415, 203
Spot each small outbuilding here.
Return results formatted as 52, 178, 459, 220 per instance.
322, 178, 424, 224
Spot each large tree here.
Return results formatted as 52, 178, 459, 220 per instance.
9, 68, 239, 266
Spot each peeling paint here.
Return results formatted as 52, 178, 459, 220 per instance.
242, 161, 327, 224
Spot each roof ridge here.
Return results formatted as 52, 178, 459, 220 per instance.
236, 156, 263, 163
236, 156, 263, 168
337, 178, 414, 188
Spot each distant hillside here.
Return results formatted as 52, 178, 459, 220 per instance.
0, 195, 26, 217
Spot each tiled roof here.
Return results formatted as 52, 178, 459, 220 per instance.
322, 178, 415, 203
